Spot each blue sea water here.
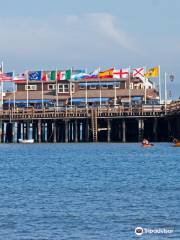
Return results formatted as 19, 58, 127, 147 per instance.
0, 143, 179, 240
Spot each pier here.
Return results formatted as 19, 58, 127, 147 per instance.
0, 102, 179, 143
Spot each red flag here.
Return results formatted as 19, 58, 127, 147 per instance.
0, 73, 13, 82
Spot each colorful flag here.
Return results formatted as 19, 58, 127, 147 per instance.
42, 71, 56, 81
71, 72, 89, 80
90, 68, 100, 78
50, 71, 56, 81
28, 71, 42, 81
57, 71, 64, 81
133, 67, 144, 79
56, 70, 71, 81
0, 72, 13, 81
98, 68, 114, 78
71, 69, 85, 75
113, 68, 129, 79
13, 73, 26, 83
5, 72, 14, 78
144, 67, 159, 78
65, 70, 71, 80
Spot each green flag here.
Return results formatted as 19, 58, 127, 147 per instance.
65, 70, 71, 80
50, 71, 56, 81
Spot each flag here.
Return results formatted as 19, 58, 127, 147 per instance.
57, 71, 64, 81
42, 71, 56, 81
13, 73, 26, 83
71, 69, 85, 75
113, 68, 129, 79
56, 70, 71, 80
65, 70, 71, 80
82, 68, 100, 79
0, 72, 13, 81
71, 72, 89, 80
98, 68, 114, 78
144, 67, 159, 78
133, 67, 144, 79
90, 68, 100, 78
28, 71, 42, 81
50, 71, 56, 81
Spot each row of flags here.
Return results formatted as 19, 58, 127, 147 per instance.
0, 66, 160, 82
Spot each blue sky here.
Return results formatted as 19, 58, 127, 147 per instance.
1, 0, 180, 98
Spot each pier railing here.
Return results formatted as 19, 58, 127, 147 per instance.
166, 101, 180, 114
0, 105, 164, 120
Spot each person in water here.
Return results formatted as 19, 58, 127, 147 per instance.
142, 138, 149, 145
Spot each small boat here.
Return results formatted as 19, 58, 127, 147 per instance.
172, 138, 180, 147
173, 142, 180, 147
141, 143, 154, 147
18, 139, 34, 144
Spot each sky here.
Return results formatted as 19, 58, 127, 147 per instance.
0, 0, 180, 98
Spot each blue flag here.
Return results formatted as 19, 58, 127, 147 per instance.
28, 71, 42, 81
5, 72, 14, 77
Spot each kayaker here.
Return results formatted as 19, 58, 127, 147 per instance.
142, 138, 149, 145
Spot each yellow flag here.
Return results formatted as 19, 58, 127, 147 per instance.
98, 68, 114, 78
144, 66, 159, 78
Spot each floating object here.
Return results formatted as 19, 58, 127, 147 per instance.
173, 142, 180, 147
18, 139, 34, 144
141, 143, 154, 147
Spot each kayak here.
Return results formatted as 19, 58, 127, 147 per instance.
173, 142, 180, 147
141, 143, 154, 147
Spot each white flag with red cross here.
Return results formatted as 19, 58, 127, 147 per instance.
113, 68, 129, 79
133, 67, 145, 80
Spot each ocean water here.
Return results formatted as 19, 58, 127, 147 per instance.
0, 143, 179, 240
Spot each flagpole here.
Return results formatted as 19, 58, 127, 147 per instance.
165, 72, 167, 113
70, 68, 73, 108
85, 80, 88, 108
144, 67, 147, 104
56, 69, 58, 108
159, 65, 161, 104
128, 66, 131, 106
114, 80, 117, 106
1, 61, 4, 110
97, 67, 101, 107
26, 71, 29, 108
13, 70, 15, 109
41, 71, 44, 109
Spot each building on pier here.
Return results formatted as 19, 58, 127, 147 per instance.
3, 75, 159, 109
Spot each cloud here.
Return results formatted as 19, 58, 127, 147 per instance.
0, 13, 140, 67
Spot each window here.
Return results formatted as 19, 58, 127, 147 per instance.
48, 84, 56, 90
25, 85, 37, 90
71, 83, 75, 93
90, 85, 97, 89
80, 85, 85, 90
102, 85, 108, 89
113, 82, 120, 88
58, 84, 69, 93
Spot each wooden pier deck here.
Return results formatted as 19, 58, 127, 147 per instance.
0, 103, 179, 143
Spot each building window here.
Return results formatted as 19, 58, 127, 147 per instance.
113, 82, 120, 88
80, 86, 85, 90
71, 83, 75, 93
90, 85, 97, 89
48, 84, 56, 90
25, 85, 37, 90
58, 84, 69, 93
